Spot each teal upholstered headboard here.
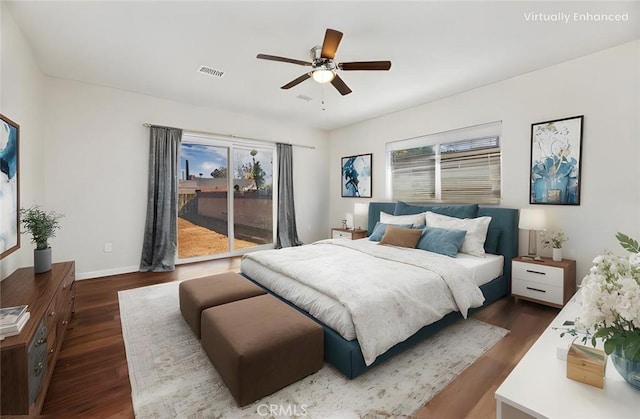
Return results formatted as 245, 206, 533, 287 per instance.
367, 202, 519, 280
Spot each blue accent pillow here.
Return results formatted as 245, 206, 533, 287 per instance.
394, 201, 479, 219
368, 222, 412, 241
416, 227, 467, 257
484, 227, 502, 254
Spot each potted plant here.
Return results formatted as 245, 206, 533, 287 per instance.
541, 230, 568, 261
19, 205, 64, 273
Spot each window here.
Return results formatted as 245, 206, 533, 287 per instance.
387, 122, 501, 204
178, 135, 276, 261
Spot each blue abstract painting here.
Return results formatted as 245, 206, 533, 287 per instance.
530, 115, 583, 205
0, 114, 20, 258
341, 153, 372, 198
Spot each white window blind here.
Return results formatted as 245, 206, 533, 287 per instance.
386, 122, 502, 204
390, 146, 436, 202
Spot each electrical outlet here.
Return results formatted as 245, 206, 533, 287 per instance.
104, 242, 113, 253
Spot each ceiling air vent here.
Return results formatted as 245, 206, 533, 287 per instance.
197, 66, 224, 78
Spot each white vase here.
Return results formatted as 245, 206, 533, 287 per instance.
552, 248, 562, 262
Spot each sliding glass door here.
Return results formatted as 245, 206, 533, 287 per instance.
177, 135, 275, 261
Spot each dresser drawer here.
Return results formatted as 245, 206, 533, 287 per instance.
513, 262, 563, 287
28, 319, 48, 406
512, 278, 563, 305
332, 230, 352, 239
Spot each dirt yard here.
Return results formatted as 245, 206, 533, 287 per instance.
177, 217, 258, 259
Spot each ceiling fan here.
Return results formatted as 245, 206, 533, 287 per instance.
256, 28, 391, 96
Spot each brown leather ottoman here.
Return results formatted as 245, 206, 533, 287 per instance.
179, 272, 266, 338
201, 294, 324, 407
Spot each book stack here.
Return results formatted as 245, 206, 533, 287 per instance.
0, 305, 30, 340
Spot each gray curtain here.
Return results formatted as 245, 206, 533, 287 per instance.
140, 126, 182, 271
276, 143, 303, 248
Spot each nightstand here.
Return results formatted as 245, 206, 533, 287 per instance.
511, 256, 576, 308
331, 228, 367, 240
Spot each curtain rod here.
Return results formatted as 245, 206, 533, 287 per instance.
142, 123, 316, 150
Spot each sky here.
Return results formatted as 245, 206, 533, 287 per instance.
180, 142, 273, 183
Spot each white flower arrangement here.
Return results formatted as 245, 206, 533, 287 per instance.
573, 233, 640, 360
540, 230, 568, 249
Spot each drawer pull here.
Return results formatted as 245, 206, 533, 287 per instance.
526, 286, 547, 293
35, 337, 47, 346
526, 269, 546, 275
34, 362, 43, 374
62, 320, 68, 325
49, 311, 55, 317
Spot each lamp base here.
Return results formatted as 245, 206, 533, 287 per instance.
528, 230, 538, 258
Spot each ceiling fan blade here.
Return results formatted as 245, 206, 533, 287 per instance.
331, 74, 352, 96
338, 61, 392, 71
320, 29, 343, 59
281, 73, 311, 90
257, 54, 312, 67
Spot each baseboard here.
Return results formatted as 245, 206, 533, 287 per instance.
76, 265, 140, 280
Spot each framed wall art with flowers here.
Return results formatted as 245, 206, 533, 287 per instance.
529, 115, 583, 205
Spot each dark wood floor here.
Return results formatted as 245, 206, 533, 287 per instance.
41, 259, 558, 418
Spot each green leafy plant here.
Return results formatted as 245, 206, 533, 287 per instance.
19, 206, 64, 250
540, 230, 568, 249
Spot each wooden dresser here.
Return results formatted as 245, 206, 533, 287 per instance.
0, 261, 75, 415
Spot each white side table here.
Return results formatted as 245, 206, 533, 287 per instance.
512, 256, 576, 308
495, 292, 640, 418
331, 228, 367, 240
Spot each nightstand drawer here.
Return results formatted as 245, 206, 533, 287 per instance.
332, 230, 352, 239
331, 228, 367, 240
512, 278, 563, 305
513, 262, 563, 287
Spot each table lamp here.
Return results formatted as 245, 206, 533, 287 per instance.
519, 208, 546, 259
354, 202, 369, 231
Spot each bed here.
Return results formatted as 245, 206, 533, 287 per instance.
241, 202, 519, 378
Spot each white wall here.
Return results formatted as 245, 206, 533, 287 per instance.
2, 3, 329, 281
328, 41, 640, 282
41, 78, 329, 279
0, 4, 46, 279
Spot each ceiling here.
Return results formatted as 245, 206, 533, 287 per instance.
5, 1, 639, 131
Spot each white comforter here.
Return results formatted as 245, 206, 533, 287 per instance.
242, 239, 485, 365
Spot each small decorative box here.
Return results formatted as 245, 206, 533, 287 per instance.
566, 343, 607, 388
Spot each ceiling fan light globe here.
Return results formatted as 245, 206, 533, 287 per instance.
312, 69, 336, 84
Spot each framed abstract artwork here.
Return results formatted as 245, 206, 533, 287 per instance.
341, 153, 372, 198
530, 115, 583, 205
0, 114, 20, 259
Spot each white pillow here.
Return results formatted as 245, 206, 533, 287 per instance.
425, 211, 492, 257
379, 211, 425, 226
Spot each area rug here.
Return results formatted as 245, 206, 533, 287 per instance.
119, 281, 507, 418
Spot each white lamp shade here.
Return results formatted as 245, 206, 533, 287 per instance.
354, 202, 369, 230
519, 208, 546, 230
345, 213, 354, 229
